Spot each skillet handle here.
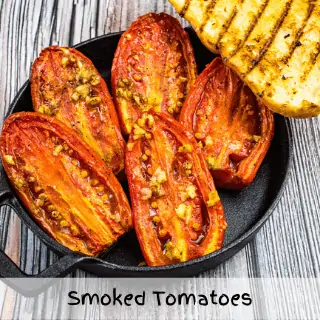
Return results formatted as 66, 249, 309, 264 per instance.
0, 247, 27, 277
0, 249, 98, 278
0, 249, 102, 295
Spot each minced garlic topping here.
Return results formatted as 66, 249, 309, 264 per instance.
207, 190, 220, 207
175, 203, 192, 223
178, 144, 193, 153
141, 188, 152, 200
3, 155, 15, 165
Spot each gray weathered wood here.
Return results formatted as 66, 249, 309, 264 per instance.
0, 0, 320, 316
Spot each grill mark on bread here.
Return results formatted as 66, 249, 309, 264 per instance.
280, 1, 315, 66
301, 41, 320, 82
259, 1, 316, 98
226, 0, 269, 59
296, 2, 319, 82
199, 0, 218, 33
242, 0, 293, 77
215, 0, 245, 52
245, 0, 314, 99
180, 0, 192, 17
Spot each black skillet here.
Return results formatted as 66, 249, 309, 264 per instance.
0, 28, 293, 283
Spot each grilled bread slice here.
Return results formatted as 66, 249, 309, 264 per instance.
169, 0, 320, 118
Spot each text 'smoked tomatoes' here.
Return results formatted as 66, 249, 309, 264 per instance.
31, 46, 125, 174
0, 112, 132, 256
180, 58, 274, 189
125, 112, 227, 266
111, 13, 198, 135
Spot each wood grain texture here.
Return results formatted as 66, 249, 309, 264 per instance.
0, 0, 319, 315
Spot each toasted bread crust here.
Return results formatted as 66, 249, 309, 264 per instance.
169, 0, 320, 118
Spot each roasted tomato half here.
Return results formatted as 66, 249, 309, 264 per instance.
0, 112, 132, 256
111, 12, 198, 135
180, 58, 274, 189
31, 46, 125, 174
125, 112, 226, 266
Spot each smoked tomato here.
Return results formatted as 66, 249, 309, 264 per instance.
0, 112, 132, 256
125, 112, 226, 266
111, 12, 198, 135
31, 46, 125, 174
180, 58, 274, 189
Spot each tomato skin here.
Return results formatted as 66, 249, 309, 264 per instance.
111, 12, 198, 136
125, 111, 226, 266
180, 57, 274, 189
0, 112, 132, 256
31, 46, 125, 174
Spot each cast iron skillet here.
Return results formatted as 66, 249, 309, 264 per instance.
0, 28, 292, 282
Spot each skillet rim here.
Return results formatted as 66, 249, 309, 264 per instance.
1, 28, 293, 274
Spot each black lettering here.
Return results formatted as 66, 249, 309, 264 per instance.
68, 291, 80, 305
198, 294, 208, 306
242, 293, 252, 306
153, 291, 166, 306
219, 294, 229, 306
81, 293, 100, 305
231, 294, 240, 306
101, 294, 111, 306
178, 293, 196, 305
113, 288, 122, 305
166, 294, 176, 306
124, 294, 133, 306
210, 290, 218, 304
135, 291, 145, 305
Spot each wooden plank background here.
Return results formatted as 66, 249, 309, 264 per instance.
0, 0, 319, 315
